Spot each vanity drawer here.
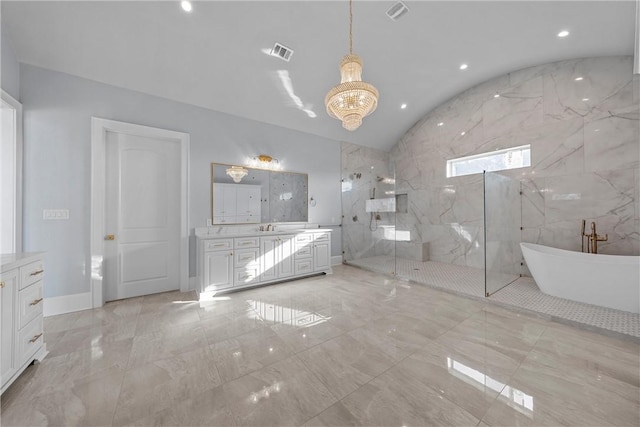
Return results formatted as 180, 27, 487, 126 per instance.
295, 245, 312, 259
235, 267, 260, 285
16, 315, 43, 367
18, 281, 43, 329
295, 233, 313, 244
234, 248, 259, 267
234, 237, 259, 249
203, 239, 233, 252
314, 232, 329, 242
20, 259, 44, 290
295, 259, 313, 275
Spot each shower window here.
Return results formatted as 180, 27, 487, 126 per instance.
446, 144, 531, 178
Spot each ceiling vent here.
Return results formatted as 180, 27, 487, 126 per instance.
386, 1, 409, 21
270, 42, 294, 62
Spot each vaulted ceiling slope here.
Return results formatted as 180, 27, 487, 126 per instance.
2, 1, 636, 150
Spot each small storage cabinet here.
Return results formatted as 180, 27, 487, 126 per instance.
201, 239, 234, 292
1, 253, 47, 395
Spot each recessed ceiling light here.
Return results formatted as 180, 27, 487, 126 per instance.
460, 131, 466, 136
437, 122, 444, 127
582, 98, 590, 102
494, 94, 500, 98
575, 77, 584, 81
400, 103, 407, 109
459, 64, 468, 70
557, 30, 570, 38
181, 1, 192, 12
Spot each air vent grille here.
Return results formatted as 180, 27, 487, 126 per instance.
271, 42, 294, 62
386, 1, 409, 21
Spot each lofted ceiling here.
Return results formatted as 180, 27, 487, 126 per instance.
1, 1, 636, 151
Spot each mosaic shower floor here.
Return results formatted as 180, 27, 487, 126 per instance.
347, 255, 640, 339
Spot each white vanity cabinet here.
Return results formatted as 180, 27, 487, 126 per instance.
197, 229, 331, 298
201, 239, 234, 292
1, 253, 47, 395
260, 234, 294, 282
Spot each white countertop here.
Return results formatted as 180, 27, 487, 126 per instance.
1, 252, 45, 271
195, 228, 332, 239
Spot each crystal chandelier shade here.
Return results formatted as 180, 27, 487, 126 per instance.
226, 165, 248, 183
325, 0, 379, 131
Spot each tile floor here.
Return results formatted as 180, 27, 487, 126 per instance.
349, 256, 640, 338
1, 265, 639, 426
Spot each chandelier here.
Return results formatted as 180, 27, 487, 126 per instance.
226, 165, 248, 183
325, 0, 379, 131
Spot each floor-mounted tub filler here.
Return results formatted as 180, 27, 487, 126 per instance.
520, 242, 640, 314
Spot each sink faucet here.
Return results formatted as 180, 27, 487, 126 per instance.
581, 219, 608, 254
266, 224, 273, 231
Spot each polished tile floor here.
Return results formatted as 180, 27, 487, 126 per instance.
349, 256, 640, 338
1, 265, 639, 426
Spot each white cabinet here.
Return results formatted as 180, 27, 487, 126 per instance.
313, 233, 331, 272
1, 253, 47, 395
201, 239, 234, 293
1, 269, 17, 388
260, 235, 294, 282
197, 229, 331, 298
213, 183, 261, 224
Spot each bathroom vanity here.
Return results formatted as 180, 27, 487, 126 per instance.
0, 253, 47, 394
196, 227, 331, 298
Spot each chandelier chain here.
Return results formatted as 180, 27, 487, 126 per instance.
349, 0, 353, 54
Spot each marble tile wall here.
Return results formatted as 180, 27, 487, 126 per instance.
268, 172, 308, 223
341, 57, 638, 273
385, 56, 638, 270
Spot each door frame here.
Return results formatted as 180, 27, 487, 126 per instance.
90, 117, 189, 308
1, 90, 23, 254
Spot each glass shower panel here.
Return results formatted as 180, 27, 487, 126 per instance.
340, 144, 396, 276
484, 171, 522, 296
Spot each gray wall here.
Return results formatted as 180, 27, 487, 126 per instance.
1, 26, 20, 99
20, 64, 342, 299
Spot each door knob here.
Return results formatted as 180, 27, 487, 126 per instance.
105, 234, 116, 241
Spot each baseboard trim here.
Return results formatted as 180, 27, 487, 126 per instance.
43, 292, 92, 317
331, 255, 343, 266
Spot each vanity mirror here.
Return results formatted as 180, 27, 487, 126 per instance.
211, 163, 308, 224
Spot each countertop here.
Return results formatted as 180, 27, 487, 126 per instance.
1, 252, 45, 271
195, 228, 333, 239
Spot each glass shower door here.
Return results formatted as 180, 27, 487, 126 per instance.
484, 171, 522, 296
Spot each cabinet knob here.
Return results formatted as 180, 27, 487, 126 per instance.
0, 281, 4, 288
105, 234, 115, 241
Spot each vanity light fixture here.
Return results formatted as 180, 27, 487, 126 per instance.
226, 165, 248, 183
325, 0, 379, 131
249, 154, 281, 170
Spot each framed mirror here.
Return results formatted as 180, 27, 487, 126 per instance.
211, 163, 308, 224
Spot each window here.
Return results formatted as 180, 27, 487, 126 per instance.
446, 144, 531, 178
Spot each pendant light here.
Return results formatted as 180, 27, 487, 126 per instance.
325, 0, 379, 131
226, 165, 248, 183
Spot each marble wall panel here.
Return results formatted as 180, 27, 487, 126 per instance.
584, 106, 640, 172
343, 56, 639, 273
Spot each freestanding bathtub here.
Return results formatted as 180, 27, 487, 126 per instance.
520, 243, 640, 314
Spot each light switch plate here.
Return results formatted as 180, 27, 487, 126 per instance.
43, 209, 70, 220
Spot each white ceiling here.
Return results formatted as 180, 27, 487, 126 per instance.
2, 1, 636, 150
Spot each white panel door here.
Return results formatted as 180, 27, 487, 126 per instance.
105, 131, 181, 301
260, 237, 278, 282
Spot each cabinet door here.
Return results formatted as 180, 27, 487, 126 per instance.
0, 269, 17, 386
278, 236, 295, 278
213, 184, 225, 217
203, 251, 234, 292
222, 186, 237, 217
314, 241, 331, 272
260, 237, 278, 282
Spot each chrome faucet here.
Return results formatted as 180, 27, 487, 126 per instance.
266, 224, 273, 231
581, 219, 608, 254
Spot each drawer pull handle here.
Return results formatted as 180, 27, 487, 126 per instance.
213, 244, 226, 247
240, 275, 250, 279
240, 242, 252, 245
30, 269, 44, 276
0, 281, 4, 288
29, 333, 43, 343
30, 298, 44, 306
